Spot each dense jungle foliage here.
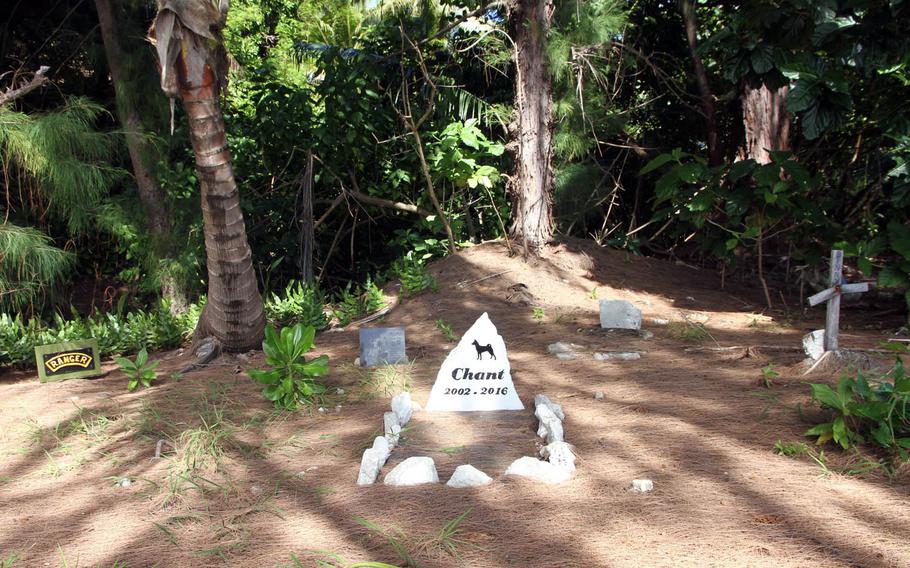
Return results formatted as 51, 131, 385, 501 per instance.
1, 0, 908, 364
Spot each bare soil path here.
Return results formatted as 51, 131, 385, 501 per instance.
1, 240, 908, 568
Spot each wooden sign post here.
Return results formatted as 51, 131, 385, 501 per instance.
806, 250, 870, 352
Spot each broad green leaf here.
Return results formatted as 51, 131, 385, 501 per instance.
727, 159, 757, 182
887, 221, 910, 259
786, 81, 818, 113
301, 354, 330, 377
832, 416, 850, 449
678, 162, 705, 183
750, 44, 775, 74
805, 423, 833, 436
127, 378, 139, 391
877, 266, 908, 288
640, 153, 675, 175
809, 383, 845, 410
136, 348, 148, 367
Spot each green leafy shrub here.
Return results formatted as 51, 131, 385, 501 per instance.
0, 301, 200, 369
333, 276, 386, 326
394, 253, 438, 296
806, 359, 910, 461
248, 324, 330, 409
115, 347, 160, 391
264, 281, 328, 330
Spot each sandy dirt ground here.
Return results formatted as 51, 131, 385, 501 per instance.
1, 239, 908, 568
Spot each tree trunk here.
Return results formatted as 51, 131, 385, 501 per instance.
175, 34, 264, 351
741, 82, 790, 165
507, 0, 555, 254
680, 0, 722, 166
95, 0, 187, 313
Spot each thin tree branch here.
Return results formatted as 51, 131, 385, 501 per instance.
0, 66, 50, 106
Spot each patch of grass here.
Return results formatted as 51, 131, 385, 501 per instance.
1, 552, 19, 568
153, 521, 179, 547
667, 320, 713, 343
418, 509, 475, 560
532, 307, 545, 323
760, 363, 780, 388
434, 318, 456, 342
773, 440, 810, 457
0, 475, 11, 485
354, 516, 417, 567
356, 364, 413, 400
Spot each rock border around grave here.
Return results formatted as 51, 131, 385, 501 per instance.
504, 394, 577, 485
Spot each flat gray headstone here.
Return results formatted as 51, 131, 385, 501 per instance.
599, 300, 642, 330
359, 327, 407, 367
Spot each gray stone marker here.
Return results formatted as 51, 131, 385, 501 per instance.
599, 299, 642, 330
359, 327, 407, 367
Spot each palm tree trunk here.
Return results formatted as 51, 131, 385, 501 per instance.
95, 0, 187, 313
508, 0, 555, 255
174, 35, 264, 351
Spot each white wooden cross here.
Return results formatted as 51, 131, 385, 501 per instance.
806, 250, 870, 352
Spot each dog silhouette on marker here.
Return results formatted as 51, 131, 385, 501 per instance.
472, 340, 496, 360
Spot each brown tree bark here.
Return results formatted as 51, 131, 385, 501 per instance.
741, 83, 790, 164
680, 0, 722, 166
507, 0, 555, 255
150, 3, 264, 351
95, 0, 188, 313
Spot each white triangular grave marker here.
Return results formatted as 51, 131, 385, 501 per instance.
425, 312, 524, 411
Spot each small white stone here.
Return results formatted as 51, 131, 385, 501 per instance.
504, 456, 571, 484
651, 318, 669, 326
594, 391, 605, 400
383, 456, 439, 486
336, 388, 345, 395
599, 299, 642, 330
631, 479, 653, 492
546, 342, 575, 354
540, 441, 576, 472
383, 411, 402, 447
357, 437, 391, 486
118, 478, 131, 488
534, 394, 565, 420
593, 352, 641, 361
535, 403, 564, 443
335, 405, 342, 413
317, 407, 326, 413
803, 329, 825, 360
391, 392, 414, 426
354, 357, 361, 367
250, 483, 264, 497
556, 352, 577, 361
446, 464, 493, 488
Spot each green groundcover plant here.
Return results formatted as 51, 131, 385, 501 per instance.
806, 358, 910, 462
248, 324, 329, 409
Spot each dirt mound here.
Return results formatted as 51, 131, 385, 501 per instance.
1, 239, 908, 568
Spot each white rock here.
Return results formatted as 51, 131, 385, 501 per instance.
383, 456, 439, 486
446, 464, 493, 488
540, 441, 576, 472
391, 392, 414, 426
651, 318, 669, 326
250, 483, 264, 497
546, 342, 575, 354
534, 394, 565, 420
504, 457, 571, 484
336, 388, 345, 395
599, 300, 642, 330
425, 312, 524, 411
593, 352, 641, 361
631, 479, 653, 492
354, 357, 361, 366
535, 403, 564, 443
383, 411, 401, 447
357, 437, 391, 486
556, 352, 577, 361
803, 329, 825, 360
118, 478, 131, 488
594, 391, 605, 400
